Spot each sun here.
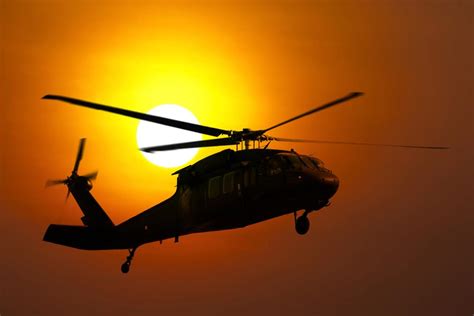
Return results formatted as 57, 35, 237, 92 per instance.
136, 104, 202, 168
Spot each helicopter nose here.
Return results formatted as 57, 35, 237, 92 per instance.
320, 172, 339, 199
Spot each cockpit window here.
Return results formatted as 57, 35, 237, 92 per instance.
299, 156, 319, 169
265, 156, 285, 175
282, 154, 302, 169
310, 157, 324, 168
270, 153, 321, 171
300, 156, 314, 168
282, 155, 325, 169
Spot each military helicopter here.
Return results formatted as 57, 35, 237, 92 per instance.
42, 92, 447, 273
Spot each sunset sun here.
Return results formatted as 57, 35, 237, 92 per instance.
136, 104, 202, 168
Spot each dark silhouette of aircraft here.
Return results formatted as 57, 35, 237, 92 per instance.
42, 92, 448, 273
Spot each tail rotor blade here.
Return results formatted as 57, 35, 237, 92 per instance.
46, 138, 99, 204
72, 138, 86, 174
83, 171, 98, 181
45, 179, 66, 187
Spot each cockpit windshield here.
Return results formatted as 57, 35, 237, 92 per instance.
273, 153, 303, 170
265, 153, 325, 173
312, 157, 324, 167
279, 154, 325, 170
300, 156, 314, 168
301, 156, 324, 168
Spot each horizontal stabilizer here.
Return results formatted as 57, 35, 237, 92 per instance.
43, 224, 131, 250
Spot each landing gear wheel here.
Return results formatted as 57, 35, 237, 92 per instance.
295, 215, 310, 235
121, 262, 130, 274
120, 247, 137, 274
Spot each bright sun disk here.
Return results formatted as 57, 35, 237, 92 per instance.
136, 104, 202, 168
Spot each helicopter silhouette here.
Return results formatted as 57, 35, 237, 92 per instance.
42, 92, 447, 273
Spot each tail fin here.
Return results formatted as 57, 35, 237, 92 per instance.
69, 180, 114, 229
45, 138, 114, 229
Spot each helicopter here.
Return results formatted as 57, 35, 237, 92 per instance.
42, 92, 448, 273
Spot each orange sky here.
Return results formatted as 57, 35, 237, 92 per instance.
1, 1, 473, 315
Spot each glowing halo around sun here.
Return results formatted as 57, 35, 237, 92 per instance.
136, 104, 202, 168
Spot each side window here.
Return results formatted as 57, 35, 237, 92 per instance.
208, 176, 221, 199
250, 168, 256, 185
223, 172, 235, 194
267, 157, 283, 175
243, 168, 256, 187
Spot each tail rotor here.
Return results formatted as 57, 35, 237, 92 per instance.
46, 138, 98, 200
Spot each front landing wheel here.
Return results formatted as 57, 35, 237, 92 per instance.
295, 215, 310, 235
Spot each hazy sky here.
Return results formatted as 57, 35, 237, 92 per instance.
1, 0, 473, 315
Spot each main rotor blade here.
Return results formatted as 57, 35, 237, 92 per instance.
262, 92, 364, 134
72, 138, 86, 174
140, 138, 239, 152
42, 95, 231, 137
269, 136, 449, 150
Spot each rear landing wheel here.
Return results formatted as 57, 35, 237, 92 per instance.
295, 215, 310, 235
120, 247, 137, 274
121, 262, 130, 274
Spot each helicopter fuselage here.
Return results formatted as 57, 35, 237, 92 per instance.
44, 148, 339, 251
114, 148, 339, 248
